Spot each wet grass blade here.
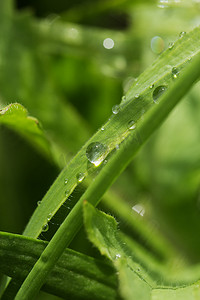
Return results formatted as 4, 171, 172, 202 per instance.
14, 29, 200, 299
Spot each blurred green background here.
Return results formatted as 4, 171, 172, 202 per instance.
0, 3, 200, 299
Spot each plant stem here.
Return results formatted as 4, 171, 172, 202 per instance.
15, 52, 200, 300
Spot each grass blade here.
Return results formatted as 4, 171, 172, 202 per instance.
14, 30, 200, 299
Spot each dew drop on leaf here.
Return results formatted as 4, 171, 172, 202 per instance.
76, 172, 85, 183
47, 213, 52, 221
179, 31, 186, 38
152, 85, 167, 103
128, 120, 136, 130
64, 179, 68, 184
37, 201, 41, 206
115, 254, 121, 259
42, 223, 49, 232
135, 94, 140, 99
65, 189, 70, 197
112, 104, 120, 115
172, 67, 179, 79
86, 142, 107, 166
149, 84, 154, 89
168, 42, 174, 49
121, 95, 126, 102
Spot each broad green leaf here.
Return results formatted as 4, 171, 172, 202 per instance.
0, 231, 118, 300
83, 201, 200, 300
0, 103, 52, 160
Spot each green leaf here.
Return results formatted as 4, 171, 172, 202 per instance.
0, 103, 52, 160
13, 25, 200, 300
0, 231, 118, 300
83, 201, 200, 300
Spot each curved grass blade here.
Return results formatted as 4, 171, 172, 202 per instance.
14, 31, 200, 299
23, 25, 200, 239
0, 231, 118, 300
0, 103, 52, 160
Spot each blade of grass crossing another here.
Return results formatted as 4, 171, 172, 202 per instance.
15, 45, 200, 299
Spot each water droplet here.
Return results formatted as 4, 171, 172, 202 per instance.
121, 95, 126, 102
149, 84, 154, 89
132, 204, 145, 216
151, 36, 164, 54
168, 42, 174, 49
137, 268, 141, 272
103, 38, 114, 49
135, 94, 140, 99
115, 144, 120, 150
172, 67, 179, 79
47, 213, 52, 221
112, 104, 120, 115
86, 142, 107, 167
101, 126, 105, 131
128, 120, 136, 130
42, 223, 49, 232
64, 179, 68, 184
152, 85, 167, 103
115, 254, 121, 259
37, 201, 41, 206
65, 190, 70, 197
76, 172, 85, 183
179, 31, 186, 38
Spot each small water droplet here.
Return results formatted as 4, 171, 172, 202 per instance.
76, 172, 85, 183
47, 213, 52, 221
42, 223, 49, 232
64, 179, 68, 184
168, 42, 174, 49
101, 126, 105, 131
149, 84, 154, 89
152, 85, 167, 103
135, 94, 140, 99
128, 120, 136, 130
37, 201, 41, 206
115, 254, 121, 259
137, 268, 141, 272
65, 190, 70, 197
115, 144, 120, 150
121, 95, 126, 102
86, 142, 107, 167
179, 31, 186, 38
112, 104, 120, 115
172, 67, 179, 79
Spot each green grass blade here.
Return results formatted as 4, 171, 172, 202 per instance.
15, 46, 200, 299
23, 26, 200, 240
0, 231, 118, 300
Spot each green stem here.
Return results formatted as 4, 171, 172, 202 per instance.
15, 52, 200, 300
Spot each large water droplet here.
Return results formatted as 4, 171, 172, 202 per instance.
86, 142, 107, 167
42, 223, 49, 232
112, 104, 120, 115
128, 120, 136, 130
172, 67, 179, 79
76, 172, 85, 183
152, 85, 167, 103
